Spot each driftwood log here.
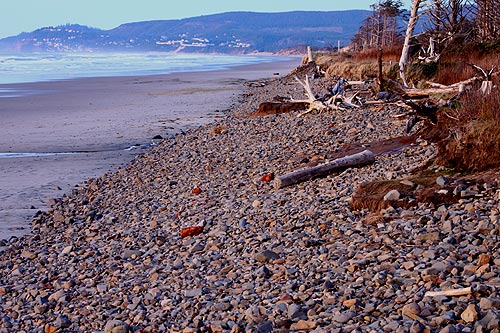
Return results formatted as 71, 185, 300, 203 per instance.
411, 66, 498, 97
403, 86, 461, 97
424, 287, 472, 297
274, 150, 375, 189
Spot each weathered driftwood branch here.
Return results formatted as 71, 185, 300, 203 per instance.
365, 100, 406, 106
448, 76, 481, 88
274, 150, 375, 189
469, 64, 496, 80
294, 75, 329, 116
468, 65, 496, 95
423, 78, 473, 99
418, 36, 440, 63
295, 75, 316, 102
424, 287, 472, 297
347, 80, 365, 85
403, 86, 461, 97
343, 91, 360, 108
426, 81, 449, 89
443, 111, 460, 121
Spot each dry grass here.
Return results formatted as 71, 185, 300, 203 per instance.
351, 45, 403, 62
350, 180, 415, 212
351, 172, 462, 213
437, 80, 500, 172
315, 57, 399, 81
314, 41, 499, 86
433, 62, 475, 86
433, 57, 499, 86
426, 40, 500, 85
314, 47, 402, 81
338, 40, 500, 212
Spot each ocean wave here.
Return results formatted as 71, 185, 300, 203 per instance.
0, 53, 290, 84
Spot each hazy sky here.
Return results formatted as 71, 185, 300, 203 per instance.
0, 0, 413, 39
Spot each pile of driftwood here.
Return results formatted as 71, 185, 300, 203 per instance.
261, 52, 497, 189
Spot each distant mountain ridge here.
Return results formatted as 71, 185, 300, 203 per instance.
0, 11, 371, 53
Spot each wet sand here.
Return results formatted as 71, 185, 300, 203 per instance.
0, 58, 301, 240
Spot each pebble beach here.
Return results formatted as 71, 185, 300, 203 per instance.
0, 63, 499, 333
0, 59, 299, 241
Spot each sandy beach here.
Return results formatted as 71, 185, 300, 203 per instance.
0, 58, 301, 240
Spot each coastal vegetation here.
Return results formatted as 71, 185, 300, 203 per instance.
315, 0, 500, 174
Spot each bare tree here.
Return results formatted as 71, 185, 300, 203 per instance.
474, 0, 500, 41
426, 0, 474, 49
351, 0, 404, 50
351, 16, 374, 51
399, 0, 426, 88
379, 0, 405, 47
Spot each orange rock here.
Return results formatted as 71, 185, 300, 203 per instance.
44, 324, 57, 333
477, 253, 491, 266
261, 173, 275, 182
461, 304, 478, 322
290, 320, 317, 330
180, 226, 204, 238
343, 299, 358, 308
279, 294, 294, 303
192, 188, 202, 195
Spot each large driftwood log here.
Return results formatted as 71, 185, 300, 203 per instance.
274, 150, 375, 189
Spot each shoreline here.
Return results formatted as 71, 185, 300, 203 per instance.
0, 53, 299, 86
0, 58, 301, 241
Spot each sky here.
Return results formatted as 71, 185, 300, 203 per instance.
0, 0, 413, 39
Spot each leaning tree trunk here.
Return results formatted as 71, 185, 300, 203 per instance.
399, 0, 424, 88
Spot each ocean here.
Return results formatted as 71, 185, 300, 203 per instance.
0, 52, 290, 86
